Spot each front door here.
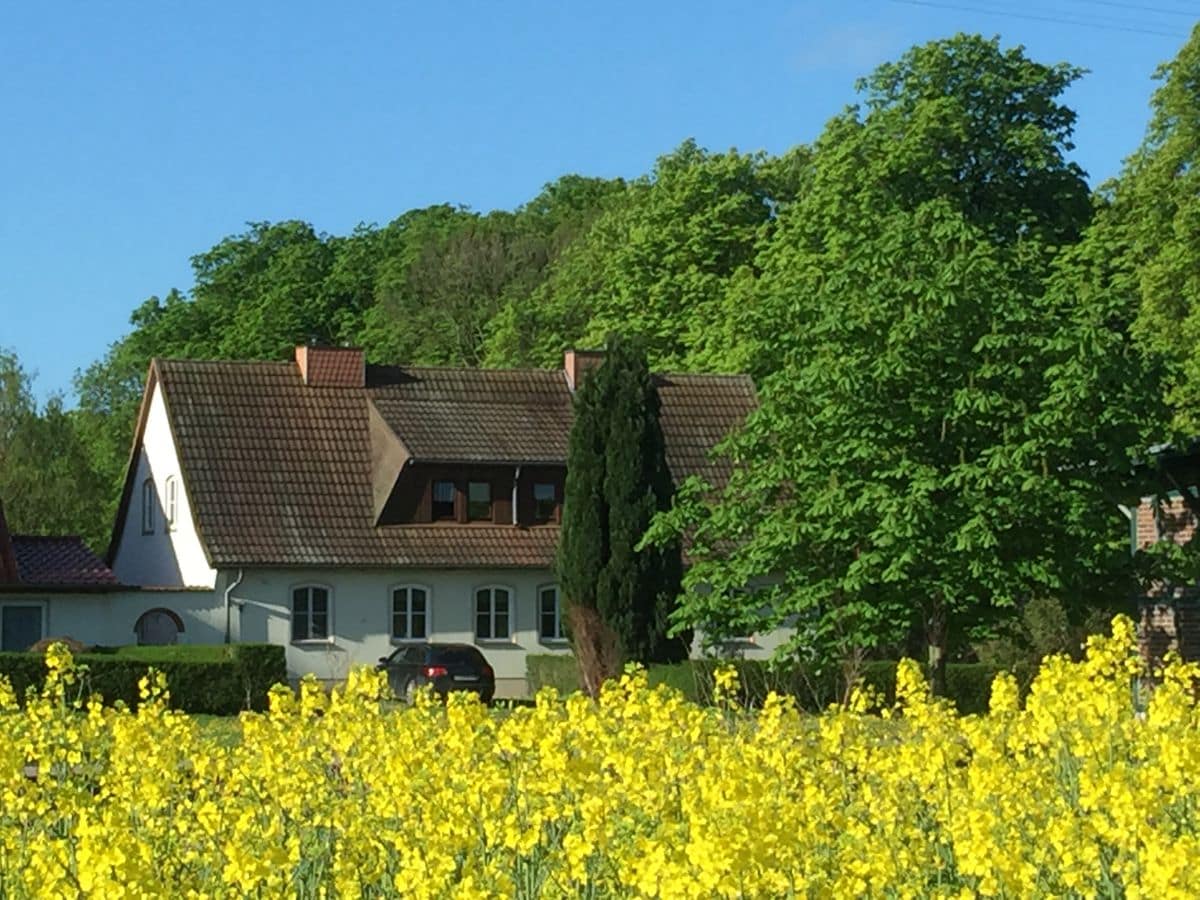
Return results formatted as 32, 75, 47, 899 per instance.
1, 604, 44, 652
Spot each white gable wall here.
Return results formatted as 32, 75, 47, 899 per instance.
112, 383, 216, 589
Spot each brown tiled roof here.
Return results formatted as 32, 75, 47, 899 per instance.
368, 366, 573, 463
10, 536, 121, 589
655, 374, 757, 490
126, 358, 755, 569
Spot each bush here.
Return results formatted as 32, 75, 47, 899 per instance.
0, 643, 287, 714
528, 652, 1037, 714
526, 655, 581, 695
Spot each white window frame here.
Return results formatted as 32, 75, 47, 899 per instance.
390, 584, 431, 643
141, 478, 156, 535
290, 583, 334, 644
474, 585, 514, 642
164, 476, 179, 531
537, 584, 567, 643
0, 600, 47, 652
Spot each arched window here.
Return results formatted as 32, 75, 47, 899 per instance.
292, 585, 331, 642
134, 608, 184, 646
391, 585, 429, 641
164, 476, 178, 530
474, 586, 512, 641
141, 478, 156, 534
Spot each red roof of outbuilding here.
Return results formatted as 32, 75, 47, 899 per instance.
6, 536, 121, 590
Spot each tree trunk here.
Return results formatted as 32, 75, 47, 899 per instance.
926, 594, 948, 698
567, 604, 621, 699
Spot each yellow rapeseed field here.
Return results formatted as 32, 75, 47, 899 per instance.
0, 616, 1197, 898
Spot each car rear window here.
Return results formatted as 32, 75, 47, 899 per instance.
432, 647, 483, 667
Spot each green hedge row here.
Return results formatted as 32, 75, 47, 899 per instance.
0, 643, 287, 715
525, 654, 1035, 715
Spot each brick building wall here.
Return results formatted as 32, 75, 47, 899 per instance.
1136, 494, 1200, 662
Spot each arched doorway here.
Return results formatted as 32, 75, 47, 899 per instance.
134, 608, 184, 646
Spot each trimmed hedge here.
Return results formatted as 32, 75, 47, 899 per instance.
525, 654, 1036, 714
526, 654, 580, 695
0, 643, 287, 714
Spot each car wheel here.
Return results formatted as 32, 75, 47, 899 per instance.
403, 678, 418, 705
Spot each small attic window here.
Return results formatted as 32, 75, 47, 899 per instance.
432, 480, 455, 521
533, 482, 556, 523
468, 482, 492, 521
141, 479, 156, 535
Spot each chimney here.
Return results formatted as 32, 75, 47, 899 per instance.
0, 500, 20, 585
564, 349, 605, 392
295, 345, 365, 388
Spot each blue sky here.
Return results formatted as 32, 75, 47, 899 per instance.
1, 1, 1194, 401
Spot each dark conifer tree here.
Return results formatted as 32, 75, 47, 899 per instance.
557, 335, 687, 687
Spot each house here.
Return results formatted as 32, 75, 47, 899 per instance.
0, 500, 206, 651
101, 346, 772, 696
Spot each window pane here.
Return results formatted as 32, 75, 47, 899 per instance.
292, 588, 309, 614
494, 611, 509, 639
432, 481, 455, 519
540, 610, 556, 639
412, 612, 426, 639
533, 483, 556, 521
411, 588, 426, 614
142, 481, 155, 533
392, 612, 405, 638
476, 610, 491, 640
311, 612, 328, 639
494, 589, 509, 614
475, 589, 489, 615
467, 482, 491, 520
311, 588, 328, 615
292, 611, 309, 642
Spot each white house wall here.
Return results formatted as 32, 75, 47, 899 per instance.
111, 383, 216, 589
226, 567, 569, 697
0, 589, 223, 650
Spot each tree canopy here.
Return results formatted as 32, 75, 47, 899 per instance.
11, 30, 1200, 679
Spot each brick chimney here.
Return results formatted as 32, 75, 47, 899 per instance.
0, 500, 20, 585
564, 349, 605, 392
295, 345, 365, 388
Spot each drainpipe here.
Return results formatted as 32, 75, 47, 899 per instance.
223, 567, 244, 644
512, 465, 522, 525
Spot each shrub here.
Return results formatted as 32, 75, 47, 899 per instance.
532, 653, 1037, 714
526, 655, 581, 695
0, 643, 286, 714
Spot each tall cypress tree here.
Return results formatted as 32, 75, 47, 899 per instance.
557, 335, 687, 684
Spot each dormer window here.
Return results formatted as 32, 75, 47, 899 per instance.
533, 482, 556, 523
141, 478, 156, 535
432, 480, 455, 521
467, 482, 491, 521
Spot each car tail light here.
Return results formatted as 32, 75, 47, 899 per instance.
423, 665, 448, 678
483, 664, 494, 679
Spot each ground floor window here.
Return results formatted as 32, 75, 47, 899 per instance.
475, 586, 511, 640
1, 603, 44, 652
292, 585, 331, 642
391, 585, 428, 640
539, 585, 565, 641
